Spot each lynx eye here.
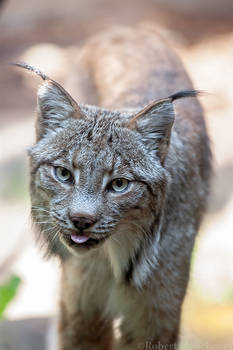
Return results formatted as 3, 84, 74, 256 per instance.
110, 178, 129, 193
54, 167, 73, 183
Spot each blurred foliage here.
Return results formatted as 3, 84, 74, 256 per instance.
223, 287, 233, 302
0, 275, 21, 319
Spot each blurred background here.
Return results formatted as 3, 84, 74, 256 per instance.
0, 0, 233, 349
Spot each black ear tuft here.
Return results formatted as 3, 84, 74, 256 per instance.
130, 90, 200, 163
12, 62, 85, 140
11, 62, 48, 81
169, 89, 202, 102
130, 98, 174, 163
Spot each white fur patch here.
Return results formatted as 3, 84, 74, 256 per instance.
104, 226, 141, 283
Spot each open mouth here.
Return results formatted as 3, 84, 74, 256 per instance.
61, 232, 106, 249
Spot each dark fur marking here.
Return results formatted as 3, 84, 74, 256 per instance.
11, 62, 48, 80
122, 331, 134, 346
167, 326, 179, 345
124, 243, 142, 284
169, 90, 202, 102
86, 129, 93, 141
124, 213, 160, 284
108, 134, 113, 144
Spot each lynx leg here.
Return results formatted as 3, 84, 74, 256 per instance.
115, 312, 179, 350
58, 256, 114, 350
112, 277, 183, 350
58, 304, 113, 350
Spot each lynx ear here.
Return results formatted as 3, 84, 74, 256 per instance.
11, 62, 83, 140
129, 98, 174, 163
37, 79, 83, 139
129, 90, 199, 163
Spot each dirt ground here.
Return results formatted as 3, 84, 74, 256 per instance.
0, 1, 233, 349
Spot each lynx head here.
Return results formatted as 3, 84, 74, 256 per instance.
15, 63, 197, 260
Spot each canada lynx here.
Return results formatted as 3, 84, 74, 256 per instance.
15, 26, 211, 349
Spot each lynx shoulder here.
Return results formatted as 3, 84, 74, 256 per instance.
14, 25, 211, 350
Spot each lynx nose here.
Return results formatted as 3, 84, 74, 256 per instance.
70, 213, 97, 231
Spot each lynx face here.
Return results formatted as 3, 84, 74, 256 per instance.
24, 69, 191, 259
30, 104, 169, 258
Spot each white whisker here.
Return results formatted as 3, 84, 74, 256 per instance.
51, 227, 61, 245
43, 225, 59, 233
33, 221, 52, 225
31, 207, 51, 214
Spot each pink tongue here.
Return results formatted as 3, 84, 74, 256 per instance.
71, 234, 90, 244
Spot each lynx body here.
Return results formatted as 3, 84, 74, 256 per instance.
21, 26, 211, 349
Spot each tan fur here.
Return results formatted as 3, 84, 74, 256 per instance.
55, 26, 209, 349
59, 256, 114, 350
22, 24, 211, 349
77, 26, 192, 108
